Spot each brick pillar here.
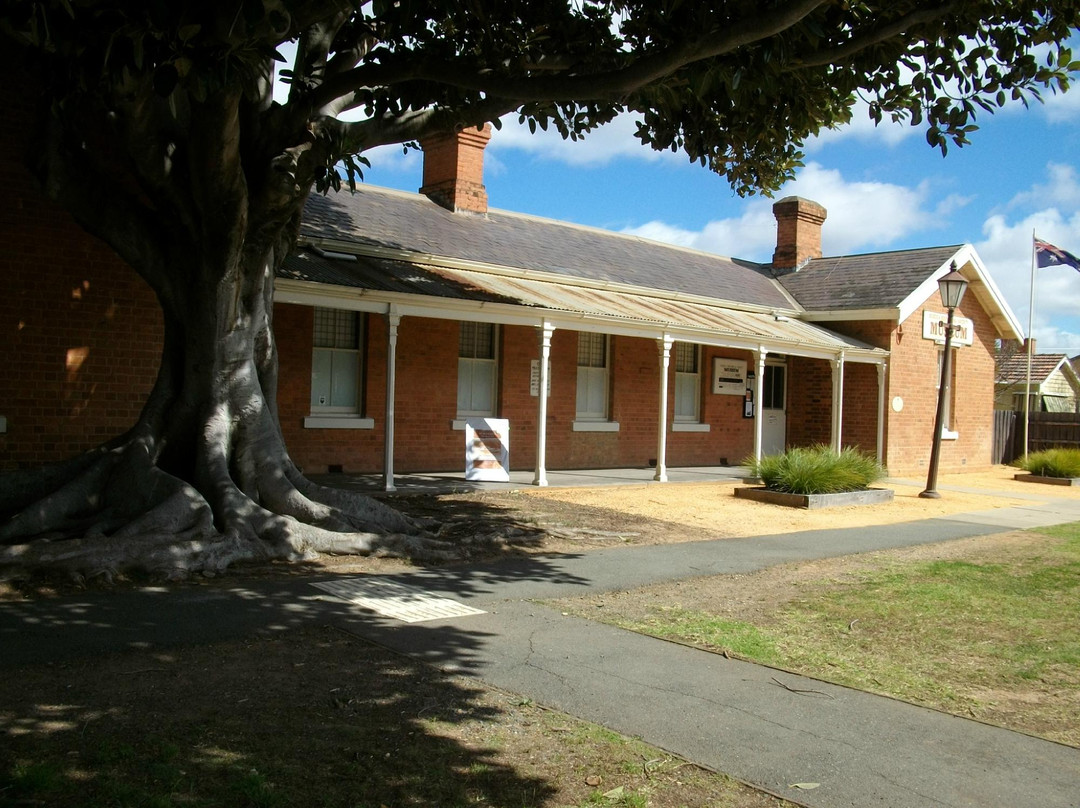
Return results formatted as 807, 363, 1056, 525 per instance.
419, 124, 491, 213
772, 196, 827, 272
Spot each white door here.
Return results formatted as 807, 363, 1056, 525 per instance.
762, 362, 787, 456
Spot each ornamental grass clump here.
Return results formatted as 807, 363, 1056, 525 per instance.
746, 446, 886, 495
1014, 448, 1080, 479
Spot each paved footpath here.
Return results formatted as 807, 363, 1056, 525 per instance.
3, 489, 1080, 807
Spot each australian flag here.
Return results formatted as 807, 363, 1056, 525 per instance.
1035, 238, 1080, 271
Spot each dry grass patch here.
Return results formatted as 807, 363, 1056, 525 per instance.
556, 526, 1080, 747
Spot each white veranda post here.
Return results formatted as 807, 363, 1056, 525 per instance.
533, 322, 555, 487
753, 348, 767, 462
654, 335, 674, 482
384, 311, 401, 492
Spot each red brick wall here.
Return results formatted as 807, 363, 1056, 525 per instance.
824, 300, 997, 476
878, 299, 996, 475
276, 314, 760, 474
0, 77, 162, 470
786, 357, 833, 448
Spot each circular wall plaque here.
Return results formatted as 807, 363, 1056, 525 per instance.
891, 396, 904, 412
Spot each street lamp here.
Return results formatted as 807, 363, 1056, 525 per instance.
919, 263, 969, 499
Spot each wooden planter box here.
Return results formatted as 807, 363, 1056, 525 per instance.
734, 486, 894, 509
1013, 473, 1080, 487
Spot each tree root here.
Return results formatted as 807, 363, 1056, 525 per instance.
0, 443, 464, 584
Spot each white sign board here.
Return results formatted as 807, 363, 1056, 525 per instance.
712, 358, 748, 395
465, 418, 510, 482
529, 359, 552, 397
922, 311, 974, 346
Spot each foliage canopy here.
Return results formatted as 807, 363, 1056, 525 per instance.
4, 0, 1080, 199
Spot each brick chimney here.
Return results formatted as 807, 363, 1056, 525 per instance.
419, 123, 491, 213
772, 196, 827, 272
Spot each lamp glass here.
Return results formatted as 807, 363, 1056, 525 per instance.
938, 269, 968, 309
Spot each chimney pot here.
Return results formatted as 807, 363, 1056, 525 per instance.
772, 196, 827, 272
419, 124, 491, 213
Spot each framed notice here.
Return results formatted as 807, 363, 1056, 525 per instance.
712, 358, 747, 395
465, 418, 510, 482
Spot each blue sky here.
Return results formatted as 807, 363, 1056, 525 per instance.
352, 88, 1080, 356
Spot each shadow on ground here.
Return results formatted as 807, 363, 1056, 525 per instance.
0, 621, 558, 807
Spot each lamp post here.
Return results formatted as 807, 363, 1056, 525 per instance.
919, 264, 969, 499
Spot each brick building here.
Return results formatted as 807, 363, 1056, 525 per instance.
1, 120, 1023, 486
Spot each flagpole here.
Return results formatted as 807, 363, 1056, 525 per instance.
1023, 230, 1036, 459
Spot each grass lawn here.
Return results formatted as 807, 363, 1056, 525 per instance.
561, 523, 1080, 747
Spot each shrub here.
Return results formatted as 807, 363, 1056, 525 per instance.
745, 445, 886, 495
1014, 448, 1080, 479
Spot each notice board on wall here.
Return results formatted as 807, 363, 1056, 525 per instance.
712, 358, 747, 395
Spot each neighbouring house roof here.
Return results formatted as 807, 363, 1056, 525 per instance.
997, 353, 1077, 386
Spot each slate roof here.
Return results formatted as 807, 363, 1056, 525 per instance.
997, 353, 1072, 385
776, 245, 962, 312
299, 185, 794, 311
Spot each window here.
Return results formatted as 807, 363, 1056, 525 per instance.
576, 332, 610, 421
674, 343, 701, 422
310, 307, 361, 414
762, 364, 786, 410
458, 322, 498, 416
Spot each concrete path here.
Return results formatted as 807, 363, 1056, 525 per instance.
3, 489, 1080, 807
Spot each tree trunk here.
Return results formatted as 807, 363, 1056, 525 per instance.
0, 210, 448, 582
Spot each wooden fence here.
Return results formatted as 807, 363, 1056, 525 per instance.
994, 410, 1080, 464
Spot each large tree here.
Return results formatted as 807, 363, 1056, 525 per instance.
2, 0, 1078, 579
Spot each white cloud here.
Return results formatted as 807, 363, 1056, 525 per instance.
1041, 87, 1080, 123
621, 162, 941, 262
489, 113, 680, 167
1007, 163, 1080, 211
975, 201, 1080, 353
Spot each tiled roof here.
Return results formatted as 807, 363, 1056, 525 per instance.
997, 353, 1070, 385
776, 246, 961, 311
300, 185, 794, 311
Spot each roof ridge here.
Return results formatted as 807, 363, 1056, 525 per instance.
812, 244, 964, 262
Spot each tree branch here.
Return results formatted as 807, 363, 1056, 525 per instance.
305, 0, 829, 111
787, 0, 963, 69
337, 96, 520, 152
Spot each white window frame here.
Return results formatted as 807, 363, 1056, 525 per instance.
575, 332, 617, 430
457, 322, 499, 418
306, 307, 373, 429
673, 342, 702, 423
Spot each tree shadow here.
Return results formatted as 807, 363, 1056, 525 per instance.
0, 621, 559, 807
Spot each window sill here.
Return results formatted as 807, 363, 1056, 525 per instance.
941, 429, 959, 441
672, 422, 710, 433
573, 420, 620, 432
304, 416, 375, 430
